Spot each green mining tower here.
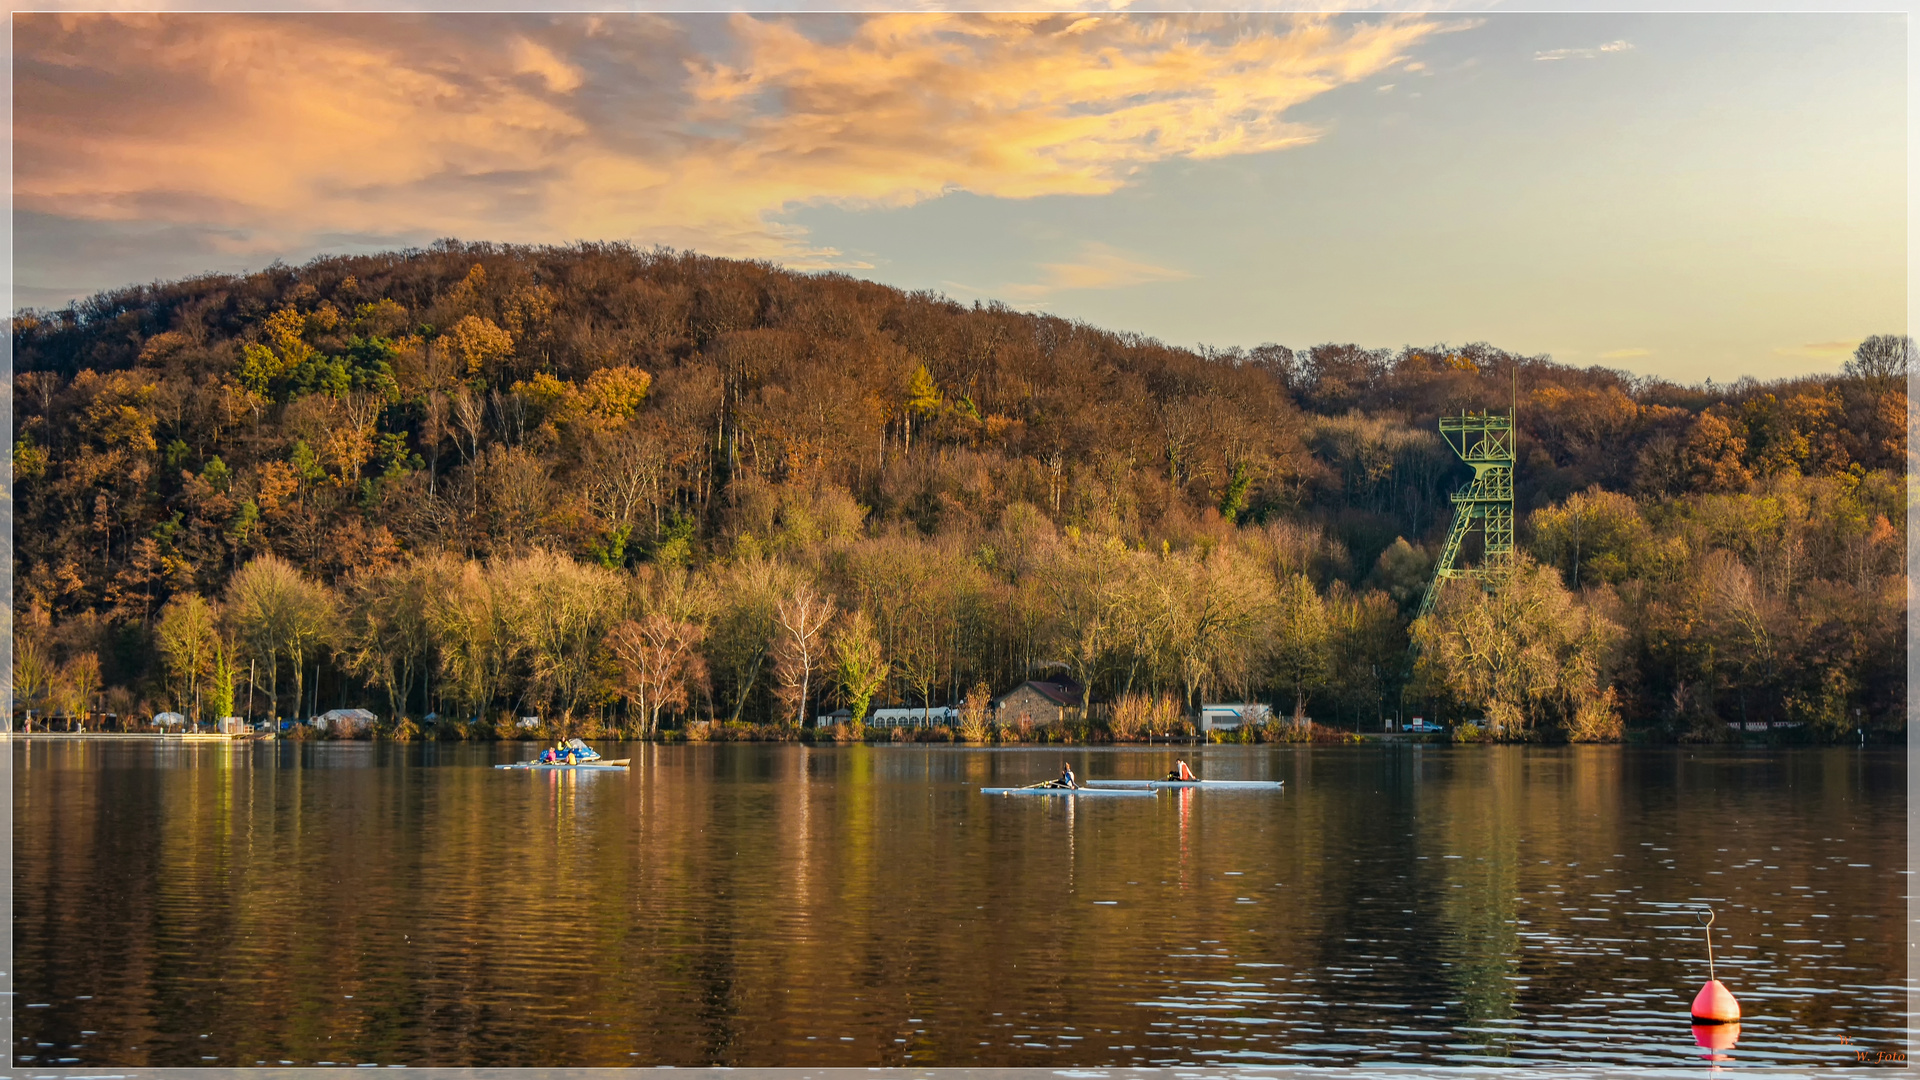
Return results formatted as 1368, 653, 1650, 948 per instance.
1417, 408, 1516, 617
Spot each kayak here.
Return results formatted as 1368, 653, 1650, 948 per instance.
980, 785, 1157, 797
495, 758, 631, 771
1080, 778, 1283, 790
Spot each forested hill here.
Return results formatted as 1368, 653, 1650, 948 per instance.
11, 241, 1908, 739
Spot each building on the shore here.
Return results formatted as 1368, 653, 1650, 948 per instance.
1199, 703, 1271, 734
992, 678, 1085, 726
868, 704, 957, 729
813, 704, 959, 729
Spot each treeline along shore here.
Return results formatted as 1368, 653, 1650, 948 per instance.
11, 242, 1907, 743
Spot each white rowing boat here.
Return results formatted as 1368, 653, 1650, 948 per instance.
1080, 778, 1283, 790
980, 785, 1157, 797
495, 758, 631, 771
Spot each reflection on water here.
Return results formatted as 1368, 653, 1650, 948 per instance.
13, 741, 1906, 1067
1695, 1021, 1741, 1065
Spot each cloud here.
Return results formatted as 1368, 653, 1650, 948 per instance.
16, 14, 606, 252
1773, 339, 1860, 360
1535, 39, 1632, 61
509, 35, 585, 94
1001, 243, 1191, 300
940, 242, 1187, 304
1599, 347, 1650, 360
15, 12, 1448, 282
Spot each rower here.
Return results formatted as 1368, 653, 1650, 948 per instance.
1056, 760, 1078, 789
1165, 760, 1198, 781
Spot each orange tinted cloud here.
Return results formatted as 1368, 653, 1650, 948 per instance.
1773, 340, 1860, 360
995, 243, 1191, 301
17, 13, 1444, 266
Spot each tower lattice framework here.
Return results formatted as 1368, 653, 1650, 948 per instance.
1417, 409, 1516, 617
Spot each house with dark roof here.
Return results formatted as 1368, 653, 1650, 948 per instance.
992, 678, 1085, 727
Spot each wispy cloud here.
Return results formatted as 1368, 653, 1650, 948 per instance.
16, 13, 1449, 274
1599, 347, 1650, 360
1001, 243, 1191, 300
1773, 339, 1859, 360
1535, 39, 1632, 62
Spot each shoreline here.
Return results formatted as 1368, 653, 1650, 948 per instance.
4, 731, 1887, 748
6, 731, 262, 741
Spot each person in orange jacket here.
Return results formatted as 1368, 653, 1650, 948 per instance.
1165, 760, 1198, 781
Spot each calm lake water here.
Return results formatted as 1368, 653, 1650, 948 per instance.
12, 740, 1909, 1068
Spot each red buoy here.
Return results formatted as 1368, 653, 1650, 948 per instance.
1690, 907, 1741, 1024
1691, 979, 1741, 1023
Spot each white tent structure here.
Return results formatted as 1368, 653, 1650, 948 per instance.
153, 711, 188, 727
314, 708, 377, 735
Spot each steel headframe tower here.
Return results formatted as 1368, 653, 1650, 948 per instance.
1417, 405, 1516, 617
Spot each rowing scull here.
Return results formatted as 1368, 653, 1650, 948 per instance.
979, 785, 1157, 797
1079, 778, 1283, 790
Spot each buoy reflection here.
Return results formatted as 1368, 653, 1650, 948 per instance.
1693, 1022, 1739, 1066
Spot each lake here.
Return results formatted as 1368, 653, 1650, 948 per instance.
12, 740, 1908, 1068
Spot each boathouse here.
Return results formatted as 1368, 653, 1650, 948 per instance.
867, 704, 958, 729
1199, 703, 1271, 733
814, 705, 959, 729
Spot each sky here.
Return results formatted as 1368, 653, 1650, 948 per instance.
11, 10, 1907, 384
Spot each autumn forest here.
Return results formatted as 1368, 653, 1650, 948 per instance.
10, 242, 1908, 742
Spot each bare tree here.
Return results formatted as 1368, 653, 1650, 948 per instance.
1039, 531, 1135, 720
450, 386, 486, 464
587, 426, 671, 535
772, 583, 837, 728
1156, 546, 1267, 715
1844, 334, 1912, 387
705, 557, 802, 723
609, 614, 710, 737
421, 390, 449, 496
